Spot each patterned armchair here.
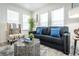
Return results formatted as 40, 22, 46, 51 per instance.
7, 23, 21, 35
6, 23, 24, 44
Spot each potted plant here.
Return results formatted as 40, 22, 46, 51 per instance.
29, 17, 35, 32
28, 17, 35, 41
29, 33, 34, 41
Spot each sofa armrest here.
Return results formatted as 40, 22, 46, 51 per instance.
29, 31, 36, 34
62, 33, 70, 55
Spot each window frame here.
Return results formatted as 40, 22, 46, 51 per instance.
7, 9, 19, 24
39, 12, 48, 27
51, 7, 64, 26
22, 14, 30, 30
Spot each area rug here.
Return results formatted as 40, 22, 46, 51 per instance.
0, 44, 79, 56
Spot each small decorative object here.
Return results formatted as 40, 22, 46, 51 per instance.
18, 38, 32, 43
74, 28, 79, 38
29, 33, 34, 41
23, 38, 32, 43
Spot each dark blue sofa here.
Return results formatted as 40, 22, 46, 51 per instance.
30, 26, 70, 55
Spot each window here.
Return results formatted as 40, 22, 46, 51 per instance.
23, 14, 30, 30
7, 9, 19, 24
51, 8, 64, 26
40, 13, 48, 27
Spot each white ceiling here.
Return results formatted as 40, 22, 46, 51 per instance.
16, 3, 48, 11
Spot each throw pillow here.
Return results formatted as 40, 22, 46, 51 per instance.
50, 27, 60, 37
36, 27, 43, 34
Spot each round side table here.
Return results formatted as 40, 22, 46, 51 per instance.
73, 37, 79, 55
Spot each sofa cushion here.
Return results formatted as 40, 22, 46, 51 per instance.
34, 34, 63, 45
36, 27, 43, 34
39, 35, 62, 45
34, 34, 52, 42
34, 34, 42, 38
42, 27, 49, 35
50, 27, 60, 37
50, 37, 63, 45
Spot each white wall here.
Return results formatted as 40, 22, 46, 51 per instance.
66, 3, 79, 46
0, 4, 32, 43
0, 5, 7, 43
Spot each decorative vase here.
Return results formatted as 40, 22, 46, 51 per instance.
30, 38, 32, 41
